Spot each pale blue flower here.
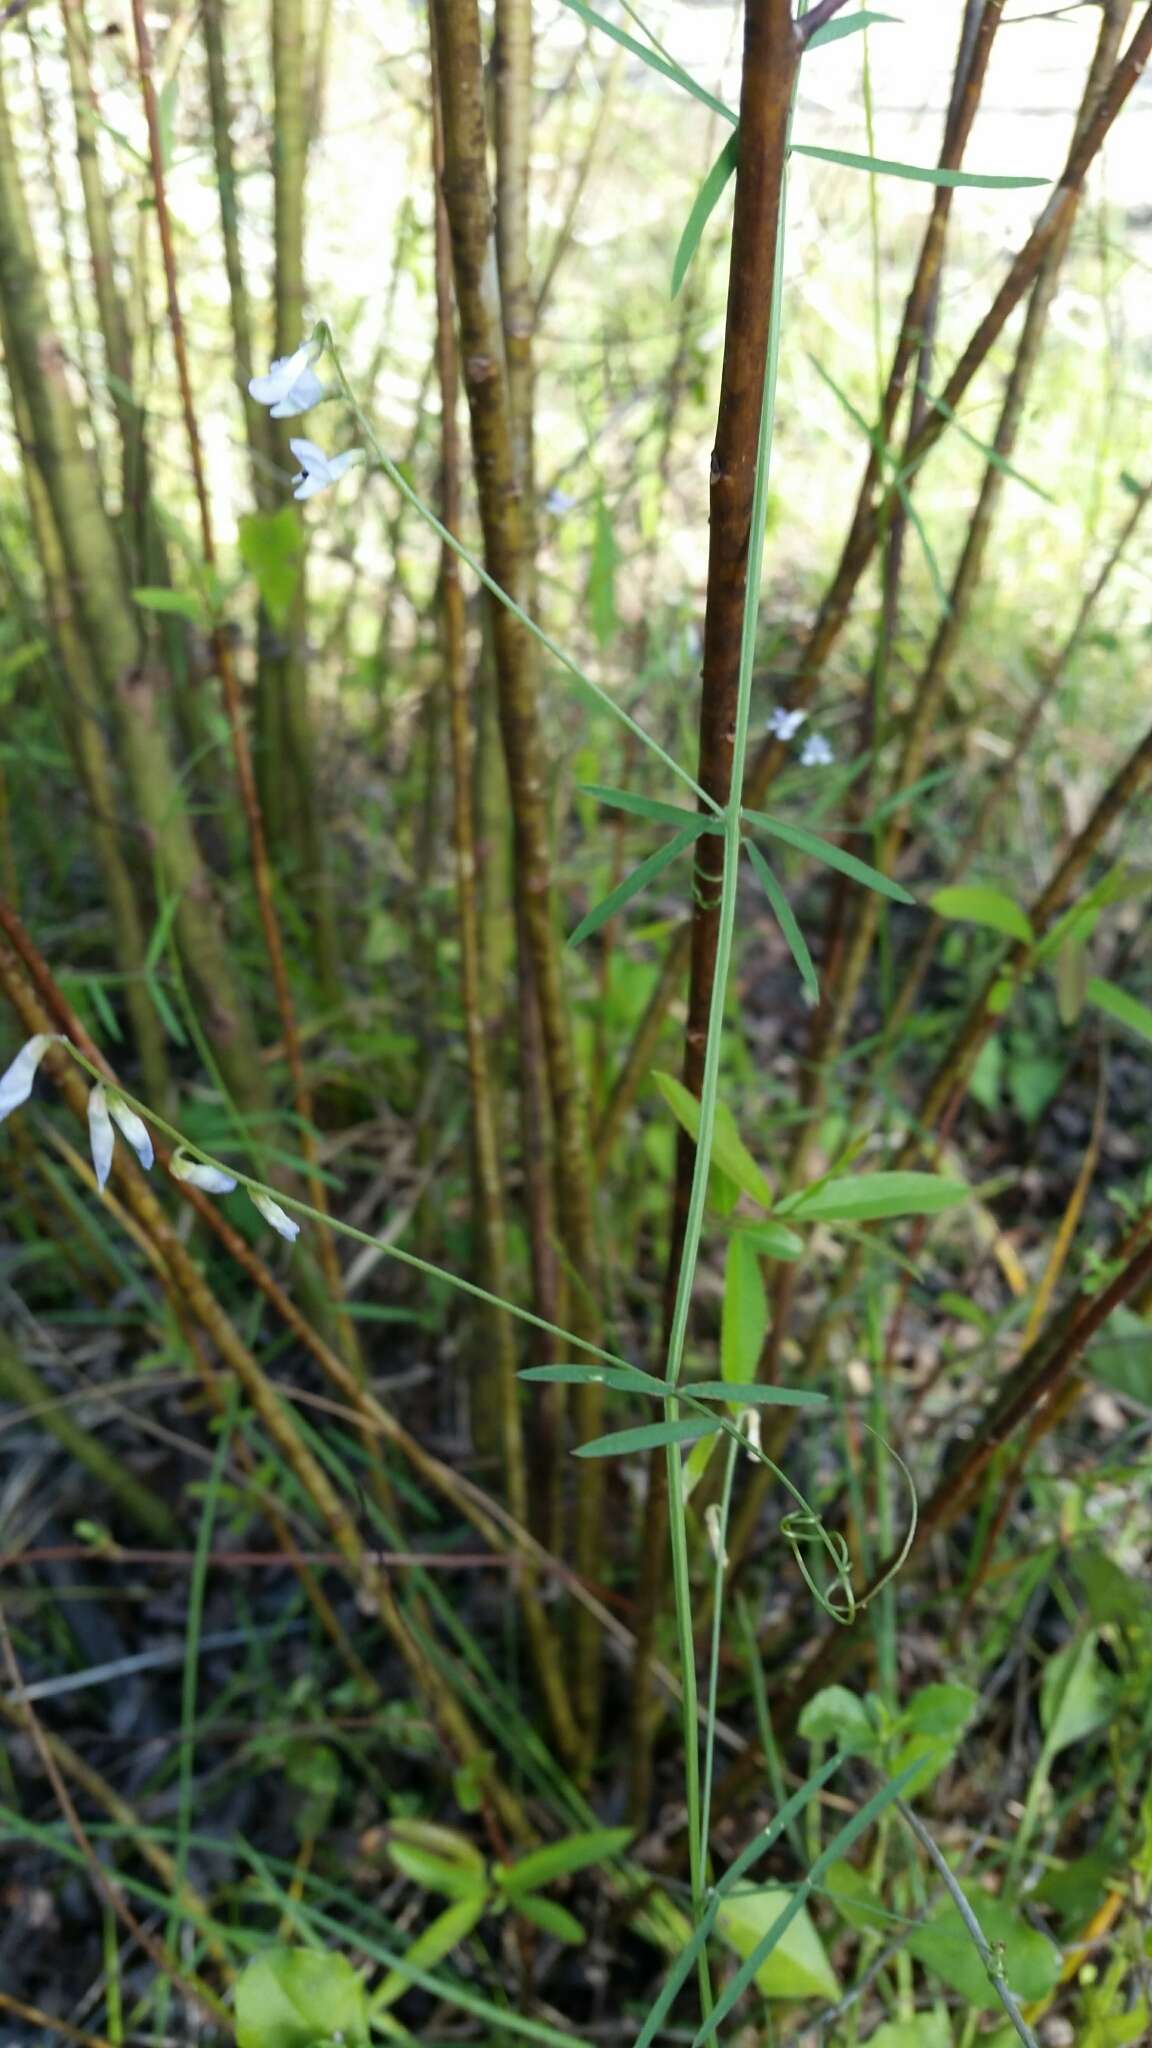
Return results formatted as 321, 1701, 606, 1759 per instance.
249, 338, 327, 417
289, 438, 364, 502
800, 734, 834, 768
767, 707, 807, 742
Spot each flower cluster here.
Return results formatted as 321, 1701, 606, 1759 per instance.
765, 705, 834, 768
248, 334, 363, 503
0, 1036, 299, 1243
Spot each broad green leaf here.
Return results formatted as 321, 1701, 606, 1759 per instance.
497, 1827, 632, 1894
792, 143, 1048, 189
672, 133, 738, 296
512, 1894, 585, 1944
572, 1417, 718, 1459
687, 1380, 828, 1409
798, 1686, 880, 1753
907, 1889, 1060, 2008
721, 1232, 768, 1383
236, 1949, 369, 2048
1086, 975, 1152, 1048
652, 1069, 774, 1207
822, 1858, 891, 1937
1086, 1308, 1152, 1407
716, 1888, 839, 2002
372, 1893, 489, 2012
588, 491, 619, 646
781, 1171, 969, 1224
238, 508, 303, 629
1040, 1631, 1117, 1756
865, 2016, 952, 2048
579, 782, 720, 831
897, 1683, 978, 1741
132, 585, 204, 624
806, 10, 900, 49
735, 1219, 805, 1260
568, 823, 704, 946
744, 840, 819, 1001
930, 884, 1033, 943
1008, 1052, 1062, 1124
968, 1035, 1003, 1112
743, 808, 915, 905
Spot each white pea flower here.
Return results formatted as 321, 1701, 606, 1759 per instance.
87, 1085, 115, 1189
289, 438, 365, 502
800, 733, 834, 768
251, 1189, 300, 1242
545, 488, 575, 515
170, 1149, 237, 1195
0, 1033, 59, 1122
248, 338, 327, 417
87, 1084, 153, 1189
766, 706, 807, 742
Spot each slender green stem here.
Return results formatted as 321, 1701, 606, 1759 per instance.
698, 1425, 740, 1877
659, 102, 794, 2038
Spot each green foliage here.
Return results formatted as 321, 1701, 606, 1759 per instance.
235, 1949, 370, 2048
238, 509, 304, 628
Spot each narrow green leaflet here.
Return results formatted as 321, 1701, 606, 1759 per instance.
558, 0, 733, 123
497, 1828, 633, 1894
780, 1171, 969, 1223
568, 822, 705, 947
1086, 975, 1152, 1047
579, 782, 719, 831
652, 1069, 775, 1206
793, 143, 1047, 189
572, 1417, 719, 1459
807, 11, 900, 49
744, 839, 819, 1000
519, 1362, 667, 1394
688, 1381, 828, 1408
930, 885, 1034, 943
922, 387, 1054, 502
807, 352, 947, 615
672, 133, 739, 297
743, 808, 915, 905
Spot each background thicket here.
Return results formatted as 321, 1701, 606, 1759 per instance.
1, 3, 1151, 2045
